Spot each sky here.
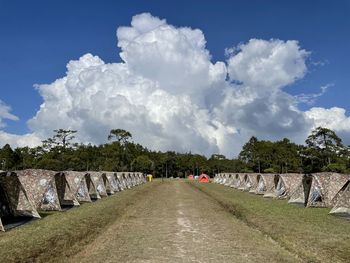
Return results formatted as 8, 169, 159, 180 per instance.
0, 0, 349, 157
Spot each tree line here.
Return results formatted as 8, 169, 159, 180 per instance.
0, 127, 349, 177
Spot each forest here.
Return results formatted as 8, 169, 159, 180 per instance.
0, 127, 349, 177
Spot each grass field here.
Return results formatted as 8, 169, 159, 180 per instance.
0, 182, 159, 263
189, 181, 350, 263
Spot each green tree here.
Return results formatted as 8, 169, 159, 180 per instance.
305, 127, 344, 170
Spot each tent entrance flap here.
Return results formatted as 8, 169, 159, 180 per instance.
0, 180, 37, 231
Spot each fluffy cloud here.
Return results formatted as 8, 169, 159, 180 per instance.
0, 131, 41, 148
1, 13, 350, 156
227, 39, 309, 92
0, 100, 19, 128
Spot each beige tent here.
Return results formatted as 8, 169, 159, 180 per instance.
232, 174, 242, 188
255, 174, 266, 195
288, 174, 313, 206
262, 174, 278, 198
102, 172, 119, 194
62, 171, 91, 203
274, 173, 304, 199
330, 179, 350, 216
15, 169, 61, 211
238, 174, 248, 190
0, 171, 40, 231
89, 172, 108, 198
240, 174, 256, 191
85, 173, 101, 200
123, 172, 132, 189
247, 174, 259, 193
307, 173, 350, 208
115, 172, 126, 191
54, 172, 80, 207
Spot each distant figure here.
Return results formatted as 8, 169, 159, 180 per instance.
146, 174, 153, 182
199, 173, 210, 183
188, 174, 194, 180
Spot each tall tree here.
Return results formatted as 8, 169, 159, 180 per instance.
108, 129, 132, 145
305, 127, 343, 166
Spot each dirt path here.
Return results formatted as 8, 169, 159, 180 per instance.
68, 181, 301, 263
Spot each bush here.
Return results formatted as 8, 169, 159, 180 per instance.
263, 167, 276, 173
322, 163, 347, 173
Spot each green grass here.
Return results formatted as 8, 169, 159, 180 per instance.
0, 182, 159, 263
189, 181, 350, 263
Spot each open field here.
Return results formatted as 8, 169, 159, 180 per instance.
0, 179, 349, 262
0, 182, 158, 263
190, 181, 350, 263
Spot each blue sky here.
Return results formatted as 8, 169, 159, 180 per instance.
0, 0, 349, 154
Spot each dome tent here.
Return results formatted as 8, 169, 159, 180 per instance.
198, 173, 210, 183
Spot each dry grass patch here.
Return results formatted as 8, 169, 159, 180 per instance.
0, 182, 159, 263
189, 181, 350, 263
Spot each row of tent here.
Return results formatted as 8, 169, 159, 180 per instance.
0, 169, 146, 231
213, 172, 350, 217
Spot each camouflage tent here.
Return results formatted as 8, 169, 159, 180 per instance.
130, 172, 137, 187
238, 174, 247, 190
0, 171, 40, 231
123, 172, 132, 189
274, 174, 304, 199
223, 173, 231, 186
101, 172, 119, 194
330, 179, 350, 216
247, 174, 259, 193
115, 172, 126, 191
288, 174, 312, 206
226, 173, 234, 187
15, 169, 61, 211
134, 172, 143, 185
232, 174, 242, 188
262, 174, 278, 198
255, 174, 266, 194
218, 173, 225, 184
54, 172, 80, 207
85, 173, 101, 200
307, 173, 350, 208
63, 171, 91, 203
89, 172, 108, 198
240, 174, 255, 191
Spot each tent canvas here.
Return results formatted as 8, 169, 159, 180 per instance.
16, 169, 61, 211
307, 173, 350, 208
102, 172, 119, 194
241, 174, 254, 191
262, 174, 278, 198
115, 172, 126, 191
85, 173, 101, 200
232, 174, 241, 188
274, 174, 304, 199
247, 174, 259, 193
123, 172, 132, 189
64, 171, 91, 203
255, 174, 266, 194
130, 172, 137, 187
238, 174, 248, 190
89, 172, 108, 198
0, 171, 40, 231
199, 174, 210, 183
228, 174, 236, 187
54, 172, 80, 207
223, 173, 230, 186
330, 180, 350, 216
288, 174, 312, 206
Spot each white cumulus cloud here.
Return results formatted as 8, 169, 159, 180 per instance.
1, 13, 350, 155
0, 100, 19, 128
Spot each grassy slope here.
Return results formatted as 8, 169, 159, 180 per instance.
189, 181, 350, 263
0, 182, 159, 263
